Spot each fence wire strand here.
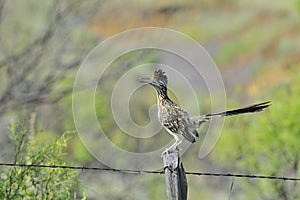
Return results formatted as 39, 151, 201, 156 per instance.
0, 162, 299, 181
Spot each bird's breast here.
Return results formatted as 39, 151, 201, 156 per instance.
157, 103, 181, 133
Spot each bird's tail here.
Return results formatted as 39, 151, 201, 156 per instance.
199, 101, 271, 122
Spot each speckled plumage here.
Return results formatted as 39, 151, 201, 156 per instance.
139, 68, 270, 152
157, 94, 197, 143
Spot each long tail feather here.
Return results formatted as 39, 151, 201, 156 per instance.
203, 101, 271, 120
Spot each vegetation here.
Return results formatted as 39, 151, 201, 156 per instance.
0, 0, 299, 199
0, 121, 85, 199
213, 70, 300, 199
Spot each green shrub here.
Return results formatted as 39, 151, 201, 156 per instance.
0, 121, 85, 199
213, 72, 300, 199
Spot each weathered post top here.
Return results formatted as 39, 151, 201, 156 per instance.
162, 148, 188, 200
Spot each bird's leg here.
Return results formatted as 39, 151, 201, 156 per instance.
161, 135, 182, 157
169, 137, 182, 151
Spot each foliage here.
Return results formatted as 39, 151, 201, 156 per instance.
0, 0, 299, 199
212, 71, 300, 199
0, 121, 85, 199
0, 0, 99, 116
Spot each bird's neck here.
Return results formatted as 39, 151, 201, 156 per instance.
156, 86, 170, 104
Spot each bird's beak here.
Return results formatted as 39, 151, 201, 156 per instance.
138, 77, 152, 84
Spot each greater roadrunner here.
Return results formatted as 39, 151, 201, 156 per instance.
139, 69, 270, 154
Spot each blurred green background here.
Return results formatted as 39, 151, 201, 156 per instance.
0, 0, 300, 199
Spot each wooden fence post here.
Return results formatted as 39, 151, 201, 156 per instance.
162, 148, 188, 200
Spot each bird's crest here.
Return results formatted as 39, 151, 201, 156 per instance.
153, 68, 168, 86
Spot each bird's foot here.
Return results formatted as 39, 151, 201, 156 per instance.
161, 148, 170, 157
161, 146, 181, 157
175, 146, 182, 151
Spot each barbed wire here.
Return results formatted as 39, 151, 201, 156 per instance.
0, 162, 299, 181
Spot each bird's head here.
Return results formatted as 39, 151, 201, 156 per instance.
139, 68, 168, 91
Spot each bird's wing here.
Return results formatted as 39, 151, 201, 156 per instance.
179, 120, 196, 143
192, 129, 199, 137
